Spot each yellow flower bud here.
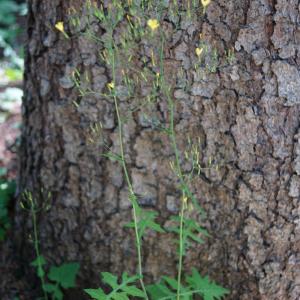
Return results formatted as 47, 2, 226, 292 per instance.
195, 47, 203, 57
107, 82, 115, 90
182, 196, 188, 209
147, 19, 160, 31
201, 0, 211, 7
55, 21, 69, 39
55, 22, 65, 33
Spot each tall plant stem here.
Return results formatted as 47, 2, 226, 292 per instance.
167, 91, 186, 300
29, 196, 48, 300
111, 50, 149, 300
159, 35, 187, 300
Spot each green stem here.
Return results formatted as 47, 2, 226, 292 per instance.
111, 50, 149, 300
30, 198, 48, 300
167, 92, 186, 300
177, 201, 185, 300
160, 34, 187, 300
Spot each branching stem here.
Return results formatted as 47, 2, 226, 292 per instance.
159, 35, 188, 300
111, 48, 149, 300
29, 195, 48, 300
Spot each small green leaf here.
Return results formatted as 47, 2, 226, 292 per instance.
138, 210, 165, 238
147, 221, 165, 233
31, 255, 46, 267
122, 285, 145, 297
102, 152, 123, 162
44, 285, 64, 300
86, 272, 143, 299
123, 221, 135, 228
37, 266, 45, 278
146, 283, 170, 299
101, 272, 118, 289
48, 262, 80, 288
112, 292, 130, 300
43, 283, 57, 292
185, 268, 230, 300
84, 288, 106, 300
53, 286, 64, 300
161, 276, 178, 290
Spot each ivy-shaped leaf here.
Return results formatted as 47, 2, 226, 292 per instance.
48, 262, 80, 289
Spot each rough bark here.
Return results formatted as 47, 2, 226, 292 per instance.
15, 0, 300, 299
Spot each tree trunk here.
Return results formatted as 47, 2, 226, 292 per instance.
16, 0, 300, 299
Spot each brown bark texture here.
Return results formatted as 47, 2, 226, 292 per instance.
11, 0, 300, 299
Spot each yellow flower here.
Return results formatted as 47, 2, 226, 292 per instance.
147, 19, 160, 31
201, 0, 211, 7
55, 21, 69, 39
107, 82, 115, 90
195, 47, 203, 57
182, 196, 188, 209
156, 72, 160, 86
55, 22, 65, 33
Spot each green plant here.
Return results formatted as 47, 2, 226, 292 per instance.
60, 1, 230, 299
0, 169, 16, 241
43, 262, 81, 300
21, 191, 80, 300
0, 0, 26, 73
4, 67, 23, 81
85, 272, 145, 300
157, 34, 226, 300
0, 0, 26, 46
147, 269, 228, 300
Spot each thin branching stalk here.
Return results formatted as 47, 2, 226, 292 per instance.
111, 46, 149, 300
176, 199, 185, 300
28, 194, 48, 300
166, 87, 186, 300
158, 34, 188, 300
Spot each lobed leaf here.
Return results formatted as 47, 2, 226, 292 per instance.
84, 288, 106, 300
185, 268, 230, 300
85, 272, 144, 300
48, 262, 80, 289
